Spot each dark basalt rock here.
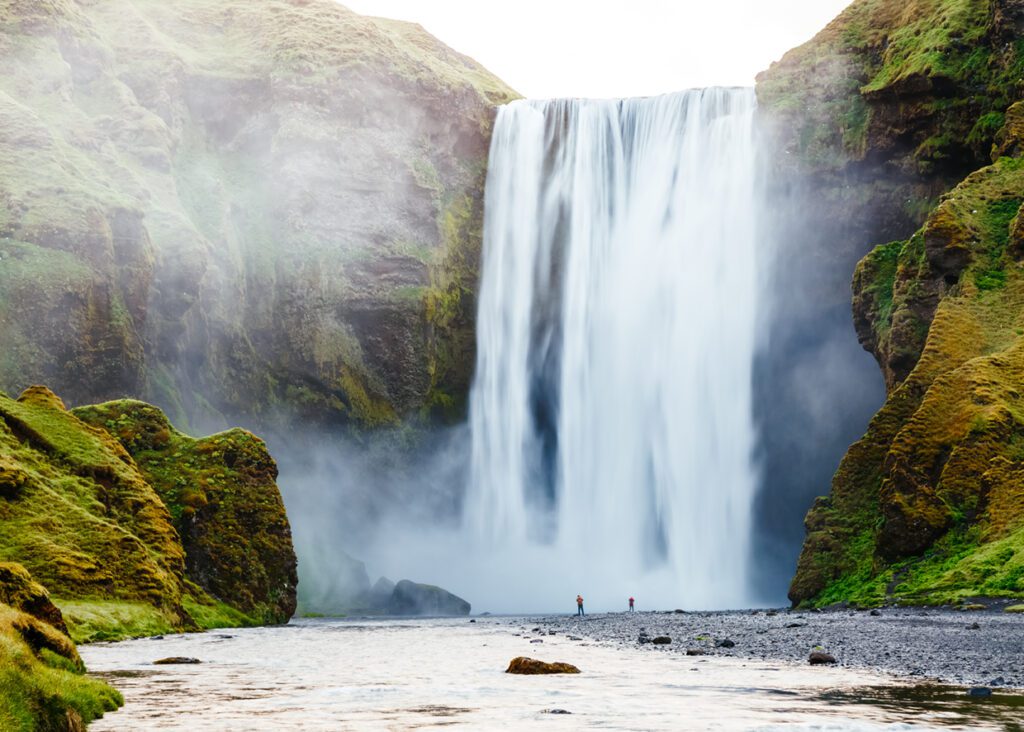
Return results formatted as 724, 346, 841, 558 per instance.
386, 580, 470, 616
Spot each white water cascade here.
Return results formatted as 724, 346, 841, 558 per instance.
463, 88, 761, 611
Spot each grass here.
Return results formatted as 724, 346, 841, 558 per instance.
54, 599, 180, 645
0, 606, 122, 730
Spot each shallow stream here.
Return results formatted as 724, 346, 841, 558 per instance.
81, 618, 1023, 730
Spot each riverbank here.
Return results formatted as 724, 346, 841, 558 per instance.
535, 605, 1024, 690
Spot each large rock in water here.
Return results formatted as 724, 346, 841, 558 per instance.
506, 657, 581, 675
387, 580, 470, 616
0, 0, 517, 430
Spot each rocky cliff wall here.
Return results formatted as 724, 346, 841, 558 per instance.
757, 0, 1024, 606
0, 0, 517, 432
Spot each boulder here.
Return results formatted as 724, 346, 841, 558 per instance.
387, 580, 470, 616
153, 657, 202, 665
808, 651, 837, 665
368, 577, 396, 609
506, 657, 580, 675
651, 636, 672, 645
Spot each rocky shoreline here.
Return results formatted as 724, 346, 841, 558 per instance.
522, 606, 1024, 690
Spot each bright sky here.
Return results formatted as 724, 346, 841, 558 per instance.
341, 0, 853, 98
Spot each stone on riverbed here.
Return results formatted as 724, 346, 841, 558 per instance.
506, 657, 581, 675
651, 636, 671, 645
154, 657, 202, 665
808, 652, 836, 665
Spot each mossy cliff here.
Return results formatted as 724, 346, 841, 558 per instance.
0, 563, 123, 730
0, 386, 296, 641
0, 0, 518, 431
758, 0, 1024, 606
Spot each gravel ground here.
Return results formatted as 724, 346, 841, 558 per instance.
514, 605, 1024, 689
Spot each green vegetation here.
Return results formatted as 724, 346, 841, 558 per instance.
0, 611, 122, 731
0, 564, 123, 728
791, 121, 1024, 607
72, 399, 298, 625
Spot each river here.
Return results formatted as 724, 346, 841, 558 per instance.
80, 617, 1022, 730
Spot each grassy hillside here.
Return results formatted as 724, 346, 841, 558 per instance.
0, 386, 296, 641
0, 563, 122, 730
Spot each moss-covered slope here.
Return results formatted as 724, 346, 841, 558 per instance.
790, 125, 1024, 607
74, 401, 298, 624
0, 386, 296, 640
0, 0, 518, 431
0, 563, 123, 730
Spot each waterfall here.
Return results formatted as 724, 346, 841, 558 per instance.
464, 88, 761, 610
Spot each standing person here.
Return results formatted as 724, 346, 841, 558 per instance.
628, 596, 635, 612
576, 595, 585, 617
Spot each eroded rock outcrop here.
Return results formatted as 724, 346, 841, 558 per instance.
0, 386, 297, 639
73, 400, 299, 624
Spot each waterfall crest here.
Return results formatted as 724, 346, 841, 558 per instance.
465, 88, 761, 610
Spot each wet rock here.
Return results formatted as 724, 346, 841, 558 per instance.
808, 652, 836, 665
717, 639, 736, 648
368, 577, 396, 609
967, 687, 993, 697
153, 657, 202, 665
686, 649, 706, 656
870, 609, 882, 617
387, 580, 470, 616
506, 657, 580, 675
651, 636, 671, 645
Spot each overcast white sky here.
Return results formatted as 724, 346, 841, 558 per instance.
341, 0, 853, 98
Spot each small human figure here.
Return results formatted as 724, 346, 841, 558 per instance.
576, 594, 585, 617
628, 596, 635, 612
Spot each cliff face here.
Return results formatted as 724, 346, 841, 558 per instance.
758, 0, 1024, 606
0, 385, 296, 640
0, 0, 517, 431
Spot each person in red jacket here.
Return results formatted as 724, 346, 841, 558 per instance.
576, 595, 585, 617
628, 596, 635, 612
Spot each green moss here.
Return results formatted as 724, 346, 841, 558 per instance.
72, 399, 298, 625
55, 599, 179, 644
0, 604, 122, 730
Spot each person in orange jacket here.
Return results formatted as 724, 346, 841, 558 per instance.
576, 594, 584, 617
628, 596, 635, 612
